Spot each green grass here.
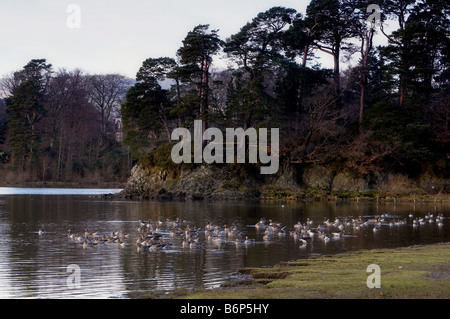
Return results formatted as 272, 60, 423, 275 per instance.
175, 243, 450, 299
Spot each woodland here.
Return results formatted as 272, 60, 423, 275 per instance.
1, 0, 449, 196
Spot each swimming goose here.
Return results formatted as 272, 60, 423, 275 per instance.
331, 230, 344, 238
139, 219, 150, 227
182, 239, 190, 248
269, 219, 282, 228
255, 218, 267, 230
67, 229, 74, 239
244, 236, 255, 246
82, 239, 96, 250
235, 239, 244, 248
212, 237, 225, 246
189, 240, 203, 249
38, 229, 46, 236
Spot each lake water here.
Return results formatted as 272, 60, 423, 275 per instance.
0, 188, 448, 298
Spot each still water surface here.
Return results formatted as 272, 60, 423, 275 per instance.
0, 188, 448, 298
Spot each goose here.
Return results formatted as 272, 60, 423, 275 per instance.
294, 222, 303, 230
235, 239, 244, 248
269, 219, 282, 228
189, 241, 203, 249
277, 227, 286, 237
244, 236, 255, 246
84, 229, 94, 237
331, 231, 343, 238
299, 238, 308, 245
139, 219, 149, 227
333, 218, 341, 226
212, 237, 225, 246
148, 243, 161, 253
324, 219, 333, 227
255, 218, 267, 230
135, 241, 145, 253
82, 239, 96, 250
38, 229, 46, 236
307, 229, 316, 237
323, 235, 331, 243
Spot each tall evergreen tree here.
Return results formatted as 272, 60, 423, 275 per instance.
177, 25, 222, 136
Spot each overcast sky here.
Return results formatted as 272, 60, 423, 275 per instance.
1, 1, 388, 79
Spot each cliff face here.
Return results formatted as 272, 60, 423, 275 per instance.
119, 162, 449, 201
119, 163, 300, 200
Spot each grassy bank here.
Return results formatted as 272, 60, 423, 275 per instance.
175, 243, 450, 299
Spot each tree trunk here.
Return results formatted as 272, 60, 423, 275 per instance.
359, 29, 374, 127
333, 47, 340, 94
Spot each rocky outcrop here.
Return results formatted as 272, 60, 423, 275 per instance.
119, 163, 301, 200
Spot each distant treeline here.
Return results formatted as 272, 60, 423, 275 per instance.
0, 60, 133, 183
1, 0, 449, 191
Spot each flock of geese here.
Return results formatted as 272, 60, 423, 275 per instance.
66, 228, 129, 250
258, 212, 446, 247
38, 212, 446, 252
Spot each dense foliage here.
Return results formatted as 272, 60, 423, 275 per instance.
1, 0, 449, 192
121, 0, 449, 193
0, 60, 133, 183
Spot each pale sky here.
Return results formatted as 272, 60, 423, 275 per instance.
0, 1, 389, 79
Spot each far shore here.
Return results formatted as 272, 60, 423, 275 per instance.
0, 181, 127, 189
1, 182, 450, 204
